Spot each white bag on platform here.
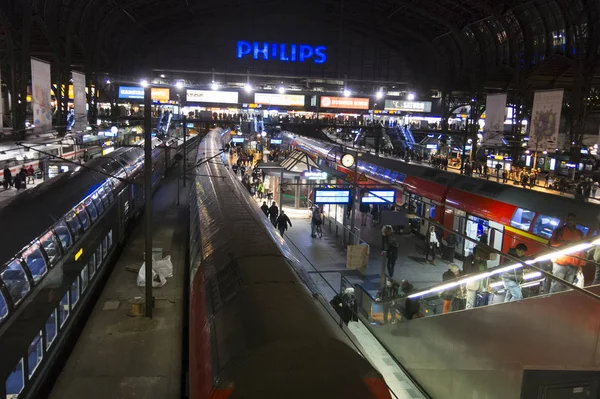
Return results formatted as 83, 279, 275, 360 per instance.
575, 269, 585, 288
137, 262, 167, 288
154, 255, 173, 278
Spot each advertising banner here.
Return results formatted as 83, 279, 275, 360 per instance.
187, 89, 238, 104
384, 100, 432, 113
320, 96, 369, 110
254, 93, 305, 106
119, 86, 144, 99
72, 71, 86, 131
483, 93, 507, 144
151, 88, 170, 102
31, 58, 53, 132
530, 89, 564, 151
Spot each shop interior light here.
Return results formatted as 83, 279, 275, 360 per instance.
244, 84, 253, 93
140, 79, 149, 88
407, 93, 416, 101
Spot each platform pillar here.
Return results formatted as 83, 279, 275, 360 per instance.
294, 176, 300, 208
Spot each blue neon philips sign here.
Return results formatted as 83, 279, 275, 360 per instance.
237, 41, 327, 64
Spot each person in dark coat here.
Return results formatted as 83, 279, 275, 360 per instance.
386, 239, 399, 277
13, 173, 23, 190
260, 201, 269, 217
399, 280, 420, 320
376, 279, 400, 324
3, 167, 12, 188
330, 287, 358, 325
276, 211, 292, 236
268, 201, 279, 226
441, 264, 462, 314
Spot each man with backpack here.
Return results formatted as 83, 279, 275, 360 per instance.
311, 205, 322, 238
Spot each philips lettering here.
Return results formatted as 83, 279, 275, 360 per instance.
237, 41, 327, 64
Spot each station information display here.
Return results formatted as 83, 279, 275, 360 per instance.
232, 137, 245, 143
314, 189, 351, 204
361, 190, 396, 204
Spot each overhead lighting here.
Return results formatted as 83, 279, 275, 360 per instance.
160, 74, 166, 78
105, 79, 111, 85
140, 79, 149, 88
376, 91, 384, 99
244, 83, 253, 93
407, 93, 415, 101
278, 86, 286, 94
211, 82, 219, 91
343, 89, 352, 97
175, 81, 184, 90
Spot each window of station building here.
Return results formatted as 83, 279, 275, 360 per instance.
39, 230, 61, 267
5, 358, 24, 398
58, 292, 70, 327
75, 203, 90, 232
27, 331, 43, 378
510, 208, 535, 231
70, 278, 80, 308
83, 198, 98, 222
0, 291, 8, 323
45, 310, 58, 350
1, 260, 31, 306
91, 192, 104, 216
54, 220, 73, 251
532, 215, 561, 239
22, 243, 48, 284
65, 211, 82, 242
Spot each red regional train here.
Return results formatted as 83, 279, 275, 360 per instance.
292, 136, 600, 270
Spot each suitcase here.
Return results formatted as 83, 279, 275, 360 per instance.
475, 292, 491, 307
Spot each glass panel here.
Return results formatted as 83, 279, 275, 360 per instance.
105, 184, 115, 203
1, 260, 31, 306
107, 231, 113, 248
70, 278, 80, 308
65, 211, 82, 242
54, 220, 73, 251
89, 254, 96, 278
5, 359, 24, 397
0, 291, 8, 322
96, 246, 103, 269
98, 187, 110, 208
39, 230, 61, 267
45, 310, 57, 350
75, 204, 90, 232
22, 243, 48, 283
510, 208, 534, 231
80, 265, 89, 292
27, 331, 43, 378
532, 215, 561, 238
58, 293, 70, 327
92, 193, 104, 215
102, 237, 108, 258
84, 198, 98, 222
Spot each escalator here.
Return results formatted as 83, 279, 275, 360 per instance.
345, 243, 600, 399
400, 126, 416, 149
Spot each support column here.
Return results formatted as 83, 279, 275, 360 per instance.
294, 176, 300, 208
143, 85, 154, 318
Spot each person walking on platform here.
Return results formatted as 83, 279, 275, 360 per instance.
425, 226, 439, 265
268, 201, 279, 227
549, 213, 585, 293
359, 201, 370, 226
386, 239, 399, 277
502, 243, 528, 302
311, 206, 323, 238
276, 211, 292, 236
261, 201, 269, 217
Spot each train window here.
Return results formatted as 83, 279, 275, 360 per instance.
80, 264, 89, 292
577, 225, 590, 236
1, 260, 31, 306
27, 331, 43, 378
75, 203, 90, 232
45, 310, 57, 350
58, 292, 70, 327
22, 243, 48, 283
89, 253, 96, 278
92, 192, 104, 215
65, 211, 82, 242
105, 184, 115, 203
5, 358, 24, 398
70, 278, 80, 308
54, 220, 73, 251
84, 198, 98, 222
39, 230, 61, 267
532, 215, 561, 239
102, 237, 108, 258
510, 208, 535, 231
0, 291, 8, 322
108, 231, 113, 248
98, 187, 110, 209
96, 246, 103, 269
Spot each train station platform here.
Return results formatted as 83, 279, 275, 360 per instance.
0, 177, 44, 204
48, 178, 188, 399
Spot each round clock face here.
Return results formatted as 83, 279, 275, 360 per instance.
341, 153, 355, 167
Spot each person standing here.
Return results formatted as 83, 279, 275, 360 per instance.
276, 211, 292, 236
441, 264, 461, 314
260, 201, 269, 217
425, 226, 439, 265
311, 205, 323, 238
549, 213, 585, 293
376, 279, 399, 324
359, 201, 370, 226
464, 246, 489, 309
495, 163, 502, 180
2, 167, 12, 189
386, 239, 399, 277
501, 243, 528, 302
268, 201, 279, 227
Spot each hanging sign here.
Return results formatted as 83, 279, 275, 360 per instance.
320, 96, 369, 110
384, 100, 432, 113
301, 171, 327, 180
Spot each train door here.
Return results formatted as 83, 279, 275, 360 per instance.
487, 221, 504, 267
419, 200, 436, 236
450, 208, 466, 258
465, 215, 489, 257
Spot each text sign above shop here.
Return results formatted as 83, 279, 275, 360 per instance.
270, 139, 283, 144
301, 171, 327, 180
320, 96, 369, 110
151, 88, 170, 102
314, 189, 351, 204
361, 190, 396, 204
118, 86, 144, 99
187, 89, 239, 104
255, 93, 305, 106
384, 100, 432, 113
236, 41, 327, 64
232, 137, 245, 143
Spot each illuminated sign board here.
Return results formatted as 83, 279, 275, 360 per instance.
361, 190, 396, 204
237, 41, 327, 64
384, 100, 432, 113
426, 144, 438, 149
320, 96, 369, 110
314, 189, 351, 204
118, 86, 144, 99
186, 89, 239, 104
270, 139, 283, 144
255, 93, 305, 106
232, 137, 245, 143
151, 88, 170, 102
301, 171, 327, 180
